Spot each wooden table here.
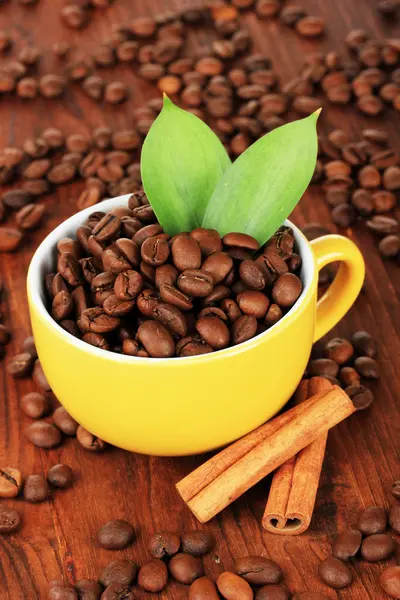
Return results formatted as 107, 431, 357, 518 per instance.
0, 0, 399, 598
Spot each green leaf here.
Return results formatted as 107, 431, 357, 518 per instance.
202, 110, 320, 244
141, 95, 231, 236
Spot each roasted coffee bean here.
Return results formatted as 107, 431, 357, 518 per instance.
137, 320, 175, 358
47, 464, 73, 489
141, 236, 170, 266
324, 338, 354, 364
25, 421, 62, 448
104, 81, 129, 104
152, 302, 187, 337
380, 566, 400, 599
138, 559, 168, 592
351, 330, 377, 357
235, 556, 282, 585
221, 298, 242, 323
52, 273, 68, 296
133, 223, 162, 246
82, 332, 109, 350
33, 360, 51, 391
180, 531, 215, 557
22, 392, 52, 420
189, 576, 220, 600
53, 407, 78, 436
367, 215, 399, 235
202, 252, 233, 284
76, 426, 106, 451
361, 533, 395, 562
389, 506, 400, 534
384, 166, 400, 190
392, 481, 400, 501
92, 214, 121, 242
264, 303, 283, 327
308, 358, 339, 378
346, 385, 374, 410
332, 529, 362, 561
0, 506, 21, 533
271, 273, 302, 308
237, 290, 269, 318
103, 294, 135, 316
58, 253, 81, 287
0, 467, 22, 498
169, 553, 204, 585
358, 506, 387, 534
149, 531, 180, 559
232, 314, 257, 345
203, 284, 231, 305
2, 189, 32, 210
101, 583, 134, 600
195, 316, 229, 349
48, 581, 78, 600
351, 189, 374, 216
339, 366, 361, 387
137, 288, 160, 316
0, 227, 23, 252
97, 519, 134, 550
332, 203, 357, 227
171, 236, 202, 271
217, 571, 253, 600
223, 232, 260, 251
318, 557, 352, 589
190, 228, 223, 256
23, 474, 50, 503
114, 270, 143, 300
256, 251, 288, 283
99, 559, 137, 587
255, 586, 289, 600
178, 269, 214, 297
75, 579, 103, 600
155, 264, 178, 288
176, 336, 213, 357
7, 352, 34, 377
39, 74, 66, 98
52, 290, 73, 321
61, 4, 88, 28
354, 356, 380, 379
78, 307, 120, 333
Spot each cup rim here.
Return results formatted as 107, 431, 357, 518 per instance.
27, 194, 317, 364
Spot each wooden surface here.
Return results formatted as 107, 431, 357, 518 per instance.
0, 0, 399, 598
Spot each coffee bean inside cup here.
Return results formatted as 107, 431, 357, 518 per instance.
45, 200, 303, 358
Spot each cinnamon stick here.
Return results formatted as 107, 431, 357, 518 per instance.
176, 385, 355, 523
262, 377, 332, 535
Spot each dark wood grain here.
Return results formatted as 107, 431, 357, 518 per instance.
0, 0, 399, 598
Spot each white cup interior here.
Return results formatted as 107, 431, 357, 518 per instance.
27, 194, 316, 363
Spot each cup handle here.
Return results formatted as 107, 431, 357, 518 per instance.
310, 234, 365, 343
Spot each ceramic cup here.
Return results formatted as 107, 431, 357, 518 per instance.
27, 194, 365, 456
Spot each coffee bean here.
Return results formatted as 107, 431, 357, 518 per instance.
23, 474, 50, 503
176, 336, 213, 357
380, 566, 400, 599
155, 264, 178, 289
141, 236, 170, 266
76, 426, 106, 451
221, 299, 242, 323
181, 531, 215, 556
308, 358, 339, 378
332, 203, 357, 227
0, 467, 22, 498
137, 320, 175, 358
75, 579, 103, 600
149, 531, 180, 559
101, 583, 134, 600
358, 506, 387, 535
78, 307, 120, 333
255, 586, 289, 600
99, 559, 137, 588
235, 556, 282, 585
217, 571, 253, 600
361, 533, 395, 561
103, 294, 135, 317
0, 227, 23, 252
389, 506, 400, 534
2, 189, 32, 210
47, 464, 73, 489
48, 581, 78, 600
237, 291, 270, 318
104, 81, 129, 104
169, 553, 204, 585
138, 559, 168, 592
324, 338, 354, 364
202, 252, 233, 284
178, 269, 214, 297
339, 366, 361, 387
318, 557, 352, 589
53, 407, 78, 436
61, 4, 88, 28
52, 290, 73, 322
171, 236, 202, 271
39, 74, 66, 98
392, 480, 400, 500
383, 165, 400, 190
351, 330, 377, 357
32, 360, 51, 392
97, 519, 134, 550
189, 576, 220, 600
7, 352, 34, 377
152, 302, 187, 337
232, 314, 257, 344
222, 232, 260, 251
0, 507, 21, 533
332, 529, 362, 561
354, 356, 380, 379
25, 420, 62, 448
271, 273, 302, 308
367, 215, 399, 235
345, 385, 374, 410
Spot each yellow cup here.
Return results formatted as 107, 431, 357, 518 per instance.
27, 195, 365, 456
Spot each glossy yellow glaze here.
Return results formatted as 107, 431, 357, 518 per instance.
28, 232, 364, 456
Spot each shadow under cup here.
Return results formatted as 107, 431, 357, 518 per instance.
27, 194, 317, 456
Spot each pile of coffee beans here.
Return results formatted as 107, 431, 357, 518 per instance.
60, 0, 114, 30
43, 199, 303, 358
318, 503, 400, 595
307, 331, 379, 410
314, 128, 400, 261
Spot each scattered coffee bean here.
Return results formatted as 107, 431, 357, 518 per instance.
361, 533, 395, 562
99, 559, 137, 587
48, 581, 78, 600
23, 474, 50, 503
235, 556, 283, 585
354, 356, 380, 379
0, 506, 21, 533
47, 464, 74, 489
75, 579, 103, 600
138, 559, 168, 592
351, 331, 377, 357
76, 426, 106, 452
392, 480, 400, 501
380, 566, 400, 599
169, 553, 205, 584
358, 506, 387, 535
255, 586, 290, 600
217, 571, 253, 600
189, 576, 220, 600
318, 557, 352, 589
97, 519, 134, 550
308, 358, 339, 378
101, 583, 133, 600
181, 531, 214, 556
0, 467, 22, 498
149, 531, 181, 558
21, 392, 52, 418
324, 338, 354, 364
346, 385, 374, 410
25, 420, 62, 448
53, 406, 79, 436
389, 506, 400, 534
332, 529, 362, 561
